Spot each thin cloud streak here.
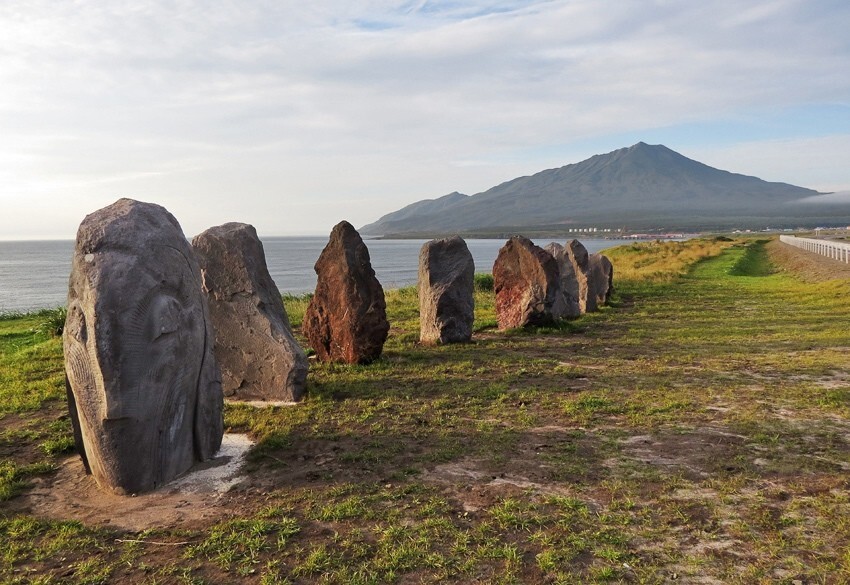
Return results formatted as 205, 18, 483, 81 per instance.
796, 192, 850, 204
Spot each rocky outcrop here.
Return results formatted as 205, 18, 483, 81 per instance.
63, 198, 223, 494
544, 242, 581, 319
192, 222, 308, 402
493, 236, 560, 329
589, 253, 614, 307
565, 239, 595, 313
302, 221, 389, 364
418, 236, 475, 344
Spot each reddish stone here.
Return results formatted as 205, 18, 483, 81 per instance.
302, 221, 389, 364
493, 236, 560, 329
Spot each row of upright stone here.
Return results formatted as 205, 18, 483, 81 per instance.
63, 203, 392, 494
64, 199, 326, 494
493, 236, 613, 329
417, 234, 613, 340
62, 197, 612, 494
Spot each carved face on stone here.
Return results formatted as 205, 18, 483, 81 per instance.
64, 199, 222, 494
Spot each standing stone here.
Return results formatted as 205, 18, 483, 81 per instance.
192, 223, 308, 402
544, 242, 581, 319
565, 239, 596, 313
302, 221, 389, 364
63, 198, 223, 495
589, 253, 614, 307
493, 236, 560, 329
419, 236, 475, 344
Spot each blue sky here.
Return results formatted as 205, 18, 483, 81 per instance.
1, 0, 849, 239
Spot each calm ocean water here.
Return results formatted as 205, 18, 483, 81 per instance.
0, 236, 618, 314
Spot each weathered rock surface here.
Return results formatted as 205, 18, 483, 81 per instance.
493, 236, 560, 329
302, 221, 389, 363
63, 198, 223, 495
565, 239, 595, 313
544, 242, 581, 319
418, 236, 475, 344
192, 222, 308, 402
589, 253, 614, 307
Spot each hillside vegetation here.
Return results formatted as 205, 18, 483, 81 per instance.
2, 237, 850, 583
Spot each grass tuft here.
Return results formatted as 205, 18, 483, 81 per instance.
473, 272, 494, 292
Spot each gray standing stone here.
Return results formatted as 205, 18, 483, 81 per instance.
302, 221, 389, 364
493, 236, 560, 329
588, 253, 614, 307
63, 198, 223, 495
192, 222, 308, 402
544, 242, 581, 319
418, 236, 475, 344
565, 239, 595, 313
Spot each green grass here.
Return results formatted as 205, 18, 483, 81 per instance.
281, 292, 312, 329
3, 236, 850, 583
473, 272, 494, 292
0, 311, 66, 414
727, 239, 776, 277
0, 308, 69, 502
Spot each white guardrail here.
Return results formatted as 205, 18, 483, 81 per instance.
779, 235, 850, 263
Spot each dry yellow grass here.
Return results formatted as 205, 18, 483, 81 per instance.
604, 236, 737, 282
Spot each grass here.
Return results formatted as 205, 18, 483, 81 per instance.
473, 272, 494, 292
0, 308, 69, 503
604, 236, 736, 282
3, 235, 850, 583
281, 293, 312, 329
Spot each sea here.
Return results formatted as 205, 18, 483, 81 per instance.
0, 236, 619, 314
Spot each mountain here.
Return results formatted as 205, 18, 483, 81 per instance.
371, 191, 469, 225
360, 143, 848, 235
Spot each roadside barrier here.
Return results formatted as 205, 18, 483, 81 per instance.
779, 235, 850, 263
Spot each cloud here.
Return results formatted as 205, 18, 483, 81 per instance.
0, 0, 849, 237
796, 191, 850, 204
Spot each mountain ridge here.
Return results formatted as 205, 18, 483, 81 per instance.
361, 143, 844, 235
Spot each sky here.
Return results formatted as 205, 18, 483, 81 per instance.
1, 0, 849, 240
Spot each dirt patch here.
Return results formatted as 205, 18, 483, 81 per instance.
0, 408, 69, 465
14, 434, 254, 531
426, 458, 570, 492
227, 399, 301, 408
419, 426, 607, 512
422, 457, 574, 512
614, 428, 749, 479
767, 239, 850, 281
787, 370, 850, 390
670, 487, 720, 501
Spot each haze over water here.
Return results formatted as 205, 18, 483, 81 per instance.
0, 237, 617, 314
